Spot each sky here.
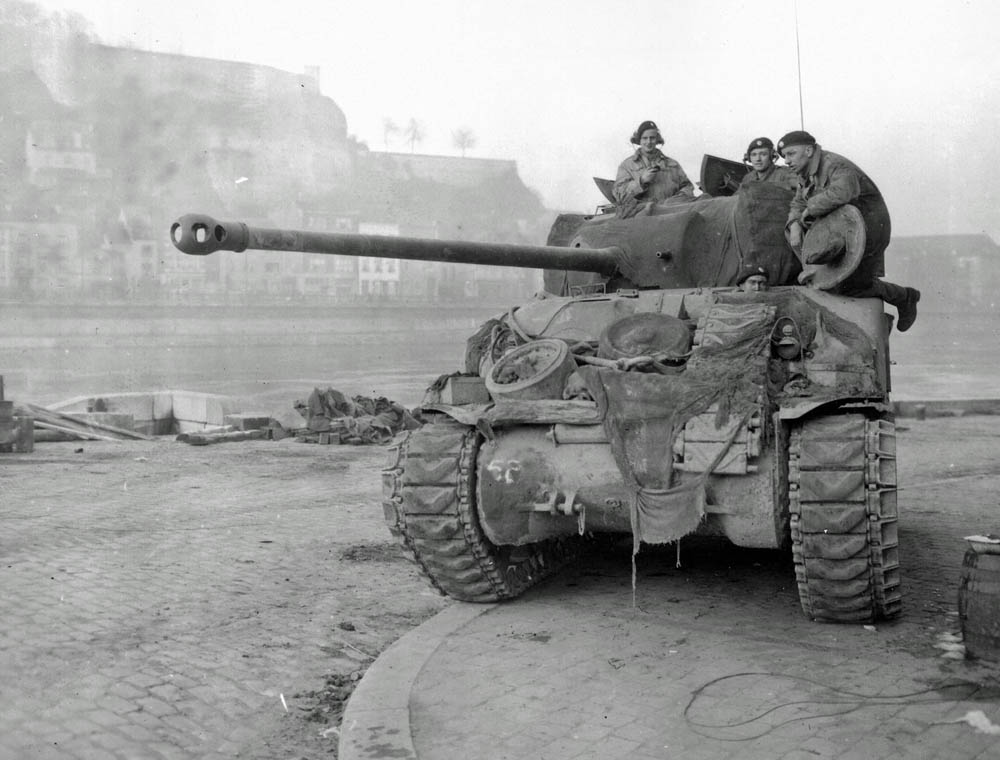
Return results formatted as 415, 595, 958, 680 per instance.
28, 0, 1000, 239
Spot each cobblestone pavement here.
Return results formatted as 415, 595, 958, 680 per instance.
346, 416, 1000, 760
0, 438, 446, 759
6, 418, 1000, 760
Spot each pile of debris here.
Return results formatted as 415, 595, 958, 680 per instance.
13, 383, 422, 448
290, 387, 422, 445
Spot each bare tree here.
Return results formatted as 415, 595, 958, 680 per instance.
452, 127, 477, 157
403, 118, 424, 153
382, 118, 398, 150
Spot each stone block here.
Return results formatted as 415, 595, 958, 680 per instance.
223, 414, 273, 431
171, 392, 241, 427
51, 393, 173, 435
271, 407, 308, 431
66, 412, 135, 431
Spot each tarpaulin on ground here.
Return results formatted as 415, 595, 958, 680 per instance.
294, 388, 421, 444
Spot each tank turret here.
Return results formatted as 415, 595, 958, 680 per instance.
170, 167, 901, 625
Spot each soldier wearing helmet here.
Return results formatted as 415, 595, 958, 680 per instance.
613, 120, 694, 211
739, 136, 797, 192
778, 130, 920, 331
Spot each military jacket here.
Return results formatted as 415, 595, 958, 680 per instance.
740, 163, 798, 192
613, 149, 694, 204
787, 147, 890, 270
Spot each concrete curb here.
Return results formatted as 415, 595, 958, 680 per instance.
338, 601, 494, 760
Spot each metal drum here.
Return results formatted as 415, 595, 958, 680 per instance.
958, 536, 1000, 661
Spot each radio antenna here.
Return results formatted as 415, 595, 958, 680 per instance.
794, 0, 805, 129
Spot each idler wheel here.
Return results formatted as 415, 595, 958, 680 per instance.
485, 338, 577, 401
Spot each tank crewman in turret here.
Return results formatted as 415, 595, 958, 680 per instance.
739, 137, 798, 192
613, 120, 694, 217
778, 130, 921, 332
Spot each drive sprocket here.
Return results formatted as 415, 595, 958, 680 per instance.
382, 421, 578, 601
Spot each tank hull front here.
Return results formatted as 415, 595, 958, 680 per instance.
475, 425, 786, 549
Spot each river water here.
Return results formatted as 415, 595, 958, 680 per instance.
2, 301, 997, 409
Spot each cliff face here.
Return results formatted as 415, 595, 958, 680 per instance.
0, 18, 548, 302
2, 27, 545, 239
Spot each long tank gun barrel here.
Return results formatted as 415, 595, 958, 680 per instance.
171, 214, 621, 275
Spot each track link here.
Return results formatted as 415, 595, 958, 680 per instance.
788, 413, 902, 622
382, 421, 578, 602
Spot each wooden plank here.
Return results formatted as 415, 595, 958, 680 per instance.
26, 403, 154, 440
34, 421, 117, 442
181, 429, 266, 446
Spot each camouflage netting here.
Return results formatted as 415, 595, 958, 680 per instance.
577, 289, 880, 549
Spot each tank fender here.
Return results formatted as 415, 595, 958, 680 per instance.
779, 400, 892, 421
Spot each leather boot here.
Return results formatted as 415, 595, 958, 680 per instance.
871, 280, 920, 331
895, 287, 920, 332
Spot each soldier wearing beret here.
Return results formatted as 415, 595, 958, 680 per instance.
613, 120, 694, 213
739, 136, 797, 192
778, 130, 920, 331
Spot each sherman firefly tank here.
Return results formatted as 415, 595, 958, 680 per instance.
171, 172, 901, 623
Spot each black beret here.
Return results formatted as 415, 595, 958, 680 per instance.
746, 136, 774, 154
777, 130, 816, 154
630, 120, 663, 145
737, 264, 769, 284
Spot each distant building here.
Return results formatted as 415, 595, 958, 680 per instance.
0, 221, 79, 295
25, 119, 97, 185
356, 223, 401, 298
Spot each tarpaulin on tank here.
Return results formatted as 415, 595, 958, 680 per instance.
733, 183, 802, 286
577, 354, 765, 546
574, 287, 880, 547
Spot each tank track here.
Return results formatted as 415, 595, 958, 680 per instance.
788, 413, 901, 622
382, 421, 578, 602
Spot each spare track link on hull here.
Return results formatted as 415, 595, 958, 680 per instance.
381, 421, 578, 602
789, 413, 901, 622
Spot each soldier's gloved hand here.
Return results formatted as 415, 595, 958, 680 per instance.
639, 166, 660, 185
